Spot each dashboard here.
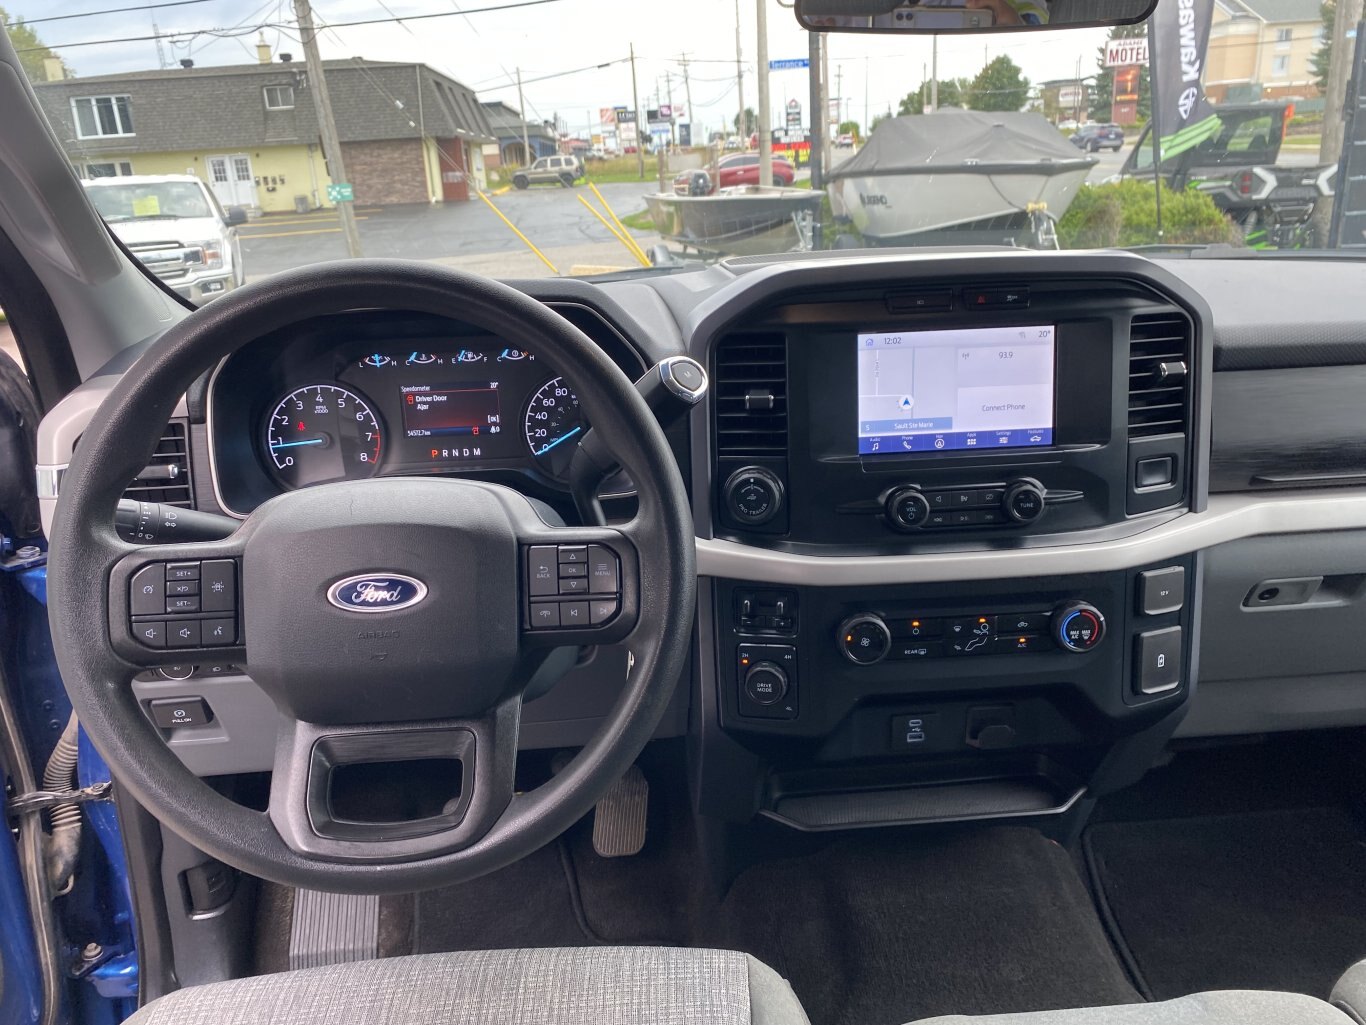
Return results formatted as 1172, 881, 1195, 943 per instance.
36, 250, 1366, 835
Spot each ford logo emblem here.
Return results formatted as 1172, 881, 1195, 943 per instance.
326, 573, 428, 614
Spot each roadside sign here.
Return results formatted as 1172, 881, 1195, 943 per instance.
769, 58, 810, 70
1105, 38, 1148, 67
326, 182, 354, 202
786, 98, 802, 130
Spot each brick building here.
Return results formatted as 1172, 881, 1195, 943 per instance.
32, 51, 496, 213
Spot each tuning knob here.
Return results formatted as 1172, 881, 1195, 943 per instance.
1052, 602, 1106, 653
837, 614, 892, 665
1003, 479, 1046, 524
885, 487, 930, 531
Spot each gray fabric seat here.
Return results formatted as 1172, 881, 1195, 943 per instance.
913, 990, 1354, 1025
123, 946, 811, 1025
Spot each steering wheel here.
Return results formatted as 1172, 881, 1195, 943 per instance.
47, 261, 695, 893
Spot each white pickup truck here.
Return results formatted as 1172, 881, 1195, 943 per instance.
82, 174, 246, 303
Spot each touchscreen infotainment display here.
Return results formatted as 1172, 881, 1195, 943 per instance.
856, 325, 1055, 455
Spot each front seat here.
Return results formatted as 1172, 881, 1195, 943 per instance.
123, 947, 812, 1025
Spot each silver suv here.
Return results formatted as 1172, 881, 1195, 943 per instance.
512, 154, 584, 189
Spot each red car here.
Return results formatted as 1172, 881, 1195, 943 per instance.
715, 153, 796, 188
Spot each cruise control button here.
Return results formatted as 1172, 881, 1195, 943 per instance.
135, 622, 167, 648
587, 545, 619, 594
131, 565, 166, 617
200, 561, 236, 614
202, 619, 235, 646
165, 562, 200, 582
166, 595, 200, 614
528, 603, 560, 629
167, 579, 199, 597
528, 546, 558, 597
560, 601, 590, 627
168, 621, 201, 648
590, 599, 619, 624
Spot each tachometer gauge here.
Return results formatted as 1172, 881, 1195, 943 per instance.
265, 385, 382, 489
524, 377, 585, 479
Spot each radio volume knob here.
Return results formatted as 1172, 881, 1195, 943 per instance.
837, 614, 892, 665
723, 467, 784, 527
1053, 602, 1106, 652
885, 487, 930, 530
1003, 479, 1047, 524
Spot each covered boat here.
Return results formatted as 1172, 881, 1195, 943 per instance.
827, 109, 1097, 248
644, 185, 825, 257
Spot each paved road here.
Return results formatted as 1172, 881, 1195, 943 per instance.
239, 182, 659, 280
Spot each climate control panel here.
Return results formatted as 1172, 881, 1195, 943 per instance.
836, 602, 1104, 664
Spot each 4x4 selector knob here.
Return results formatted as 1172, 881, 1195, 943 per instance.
1053, 602, 1106, 652
743, 661, 789, 706
1003, 479, 1047, 524
723, 467, 784, 526
885, 487, 930, 530
838, 614, 892, 665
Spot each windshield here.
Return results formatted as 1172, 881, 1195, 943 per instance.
6, 0, 1355, 292
84, 181, 214, 222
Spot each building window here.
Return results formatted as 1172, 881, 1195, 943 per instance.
264, 85, 295, 110
1275, 27, 1292, 43
1272, 54, 1290, 76
78, 161, 134, 179
72, 95, 134, 138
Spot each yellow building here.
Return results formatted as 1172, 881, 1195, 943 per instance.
33, 48, 494, 215
1207, 0, 1325, 103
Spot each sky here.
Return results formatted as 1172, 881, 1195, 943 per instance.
8, 0, 1110, 137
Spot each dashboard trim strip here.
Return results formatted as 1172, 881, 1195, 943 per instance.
695, 489, 1366, 584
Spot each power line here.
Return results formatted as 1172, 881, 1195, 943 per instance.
476, 57, 631, 92
309, 0, 564, 31
13, 0, 214, 25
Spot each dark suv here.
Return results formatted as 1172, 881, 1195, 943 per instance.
1070, 123, 1125, 152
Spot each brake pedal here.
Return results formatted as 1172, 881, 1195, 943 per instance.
288, 889, 379, 969
591, 764, 648, 857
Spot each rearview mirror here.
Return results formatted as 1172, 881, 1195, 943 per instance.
225, 206, 248, 226
795, 0, 1158, 34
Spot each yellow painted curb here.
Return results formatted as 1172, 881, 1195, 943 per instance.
490, 185, 513, 196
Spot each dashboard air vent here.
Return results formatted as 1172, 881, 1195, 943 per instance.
123, 419, 194, 508
714, 333, 788, 458
1127, 312, 1191, 438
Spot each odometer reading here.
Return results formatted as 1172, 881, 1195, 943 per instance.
524, 377, 585, 479
265, 385, 382, 489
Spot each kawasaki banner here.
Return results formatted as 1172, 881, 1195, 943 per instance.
1150, 0, 1221, 160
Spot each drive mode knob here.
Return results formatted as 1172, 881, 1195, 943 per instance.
838, 614, 892, 665
1003, 479, 1047, 524
723, 467, 784, 526
885, 487, 930, 530
743, 661, 789, 706
1053, 602, 1106, 652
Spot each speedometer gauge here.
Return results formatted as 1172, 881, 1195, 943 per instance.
265, 385, 382, 489
524, 377, 585, 479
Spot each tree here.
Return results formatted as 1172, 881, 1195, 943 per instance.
2, 7, 72, 81
898, 77, 970, 115
967, 56, 1029, 112
869, 110, 894, 134
733, 108, 757, 135
1090, 23, 1150, 122
838, 119, 861, 140
1311, 0, 1334, 92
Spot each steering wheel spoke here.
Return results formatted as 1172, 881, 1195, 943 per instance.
519, 523, 640, 648
108, 534, 247, 669
267, 697, 521, 862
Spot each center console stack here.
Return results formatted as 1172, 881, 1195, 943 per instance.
695, 263, 1210, 833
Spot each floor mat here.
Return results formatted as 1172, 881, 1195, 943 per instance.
1085, 806, 1366, 1001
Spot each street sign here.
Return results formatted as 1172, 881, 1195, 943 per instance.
769, 58, 810, 70
326, 182, 354, 203
1105, 37, 1148, 67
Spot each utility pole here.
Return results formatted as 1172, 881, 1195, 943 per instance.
809, 30, 823, 193
757, 0, 773, 186
294, 0, 361, 258
864, 56, 869, 134
835, 64, 843, 133
630, 43, 645, 179
1314, 0, 1365, 244
666, 70, 676, 149
681, 52, 694, 147
735, 0, 746, 141
930, 36, 939, 112
820, 31, 831, 170
516, 67, 531, 166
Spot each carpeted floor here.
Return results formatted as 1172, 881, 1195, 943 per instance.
1084, 806, 1366, 1002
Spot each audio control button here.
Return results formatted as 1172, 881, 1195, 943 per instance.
885, 488, 930, 530
1004, 480, 1046, 524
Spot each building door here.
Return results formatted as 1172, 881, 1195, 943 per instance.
437, 139, 469, 202
207, 153, 258, 209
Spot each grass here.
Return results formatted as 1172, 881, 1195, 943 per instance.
1282, 133, 1321, 148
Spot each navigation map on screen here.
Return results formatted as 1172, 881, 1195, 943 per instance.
856, 325, 1055, 455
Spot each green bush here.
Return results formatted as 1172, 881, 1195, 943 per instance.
1058, 180, 1241, 249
